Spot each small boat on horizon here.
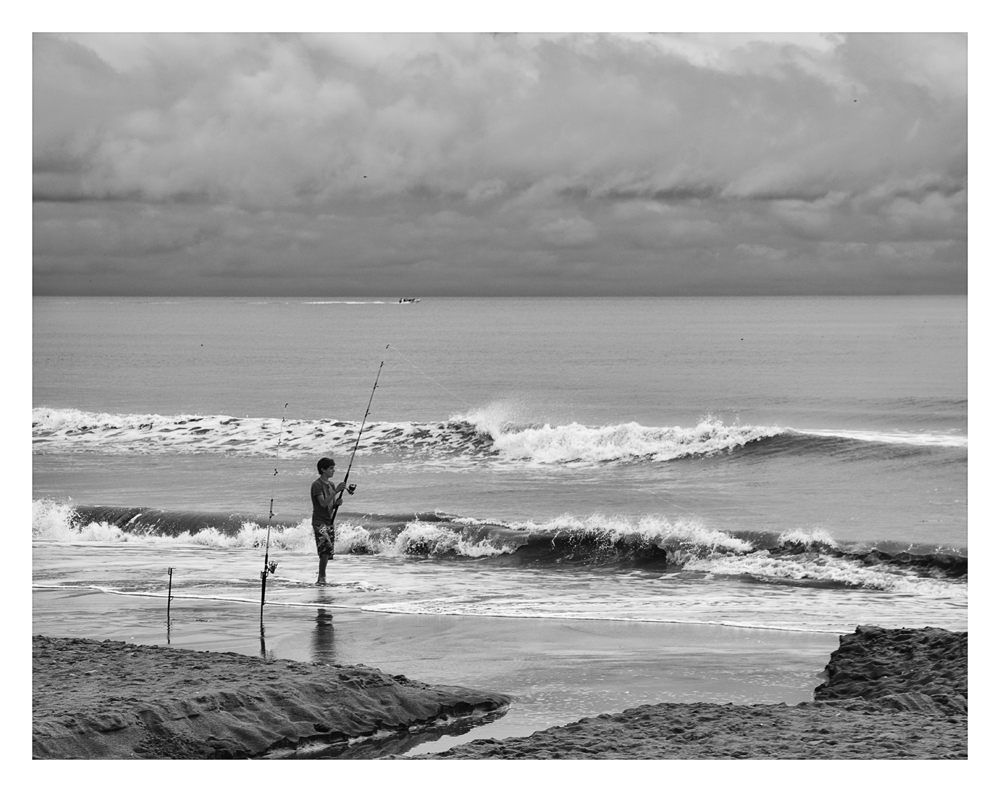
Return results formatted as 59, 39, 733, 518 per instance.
398, 297, 421, 303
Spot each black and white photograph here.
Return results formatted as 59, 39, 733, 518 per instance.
29, 8, 973, 767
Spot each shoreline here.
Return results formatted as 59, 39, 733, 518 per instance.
32, 623, 966, 760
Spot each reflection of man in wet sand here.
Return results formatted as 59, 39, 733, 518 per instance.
312, 607, 336, 664
311, 457, 345, 586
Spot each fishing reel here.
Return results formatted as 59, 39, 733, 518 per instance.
347, 483, 357, 495
266, 561, 278, 575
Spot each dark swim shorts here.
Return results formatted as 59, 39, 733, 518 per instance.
312, 519, 335, 557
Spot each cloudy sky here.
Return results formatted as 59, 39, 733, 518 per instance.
32, 29, 967, 297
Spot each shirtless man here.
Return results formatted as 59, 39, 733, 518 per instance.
311, 457, 346, 585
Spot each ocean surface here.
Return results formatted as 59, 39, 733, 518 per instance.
33, 296, 967, 638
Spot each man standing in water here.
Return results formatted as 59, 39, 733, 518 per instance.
311, 457, 346, 586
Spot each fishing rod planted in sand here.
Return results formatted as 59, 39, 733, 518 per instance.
330, 350, 388, 546
260, 402, 289, 621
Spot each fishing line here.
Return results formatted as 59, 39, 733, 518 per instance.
260, 402, 288, 622
637, 487, 700, 517
385, 343, 474, 410
388, 344, 701, 521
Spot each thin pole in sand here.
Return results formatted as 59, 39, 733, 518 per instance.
166, 567, 174, 642
329, 352, 387, 560
260, 403, 289, 629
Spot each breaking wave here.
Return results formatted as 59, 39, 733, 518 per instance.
33, 500, 967, 595
32, 407, 964, 468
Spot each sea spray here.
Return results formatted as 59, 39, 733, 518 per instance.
32, 499, 132, 542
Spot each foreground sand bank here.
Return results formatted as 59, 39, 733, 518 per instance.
32, 635, 509, 759
416, 698, 966, 759
419, 625, 967, 760
32, 625, 966, 760
33, 588, 841, 747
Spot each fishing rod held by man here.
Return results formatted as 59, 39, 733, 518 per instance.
310, 355, 385, 586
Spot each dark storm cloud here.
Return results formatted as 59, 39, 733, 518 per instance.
32, 32, 967, 296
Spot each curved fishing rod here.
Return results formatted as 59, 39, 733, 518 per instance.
330, 350, 388, 548
260, 402, 289, 623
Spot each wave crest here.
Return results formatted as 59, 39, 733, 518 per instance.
32, 406, 785, 466
34, 406, 963, 469
484, 418, 783, 464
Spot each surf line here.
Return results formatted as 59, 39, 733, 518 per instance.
259, 402, 289, 626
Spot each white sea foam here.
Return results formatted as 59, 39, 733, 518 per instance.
461, 408, 785, 465
336, 520, 511, 557
506, 512, 755, 553
31, 499, 318, 550
801, 428, 968, 448
32, 407, 359, 457
392, 522, 509, 557
184, 520, 315, 551
776, 527, 839, 547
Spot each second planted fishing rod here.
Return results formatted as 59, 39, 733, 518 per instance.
260, 403, 289, 624
330, 352, 387, 549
